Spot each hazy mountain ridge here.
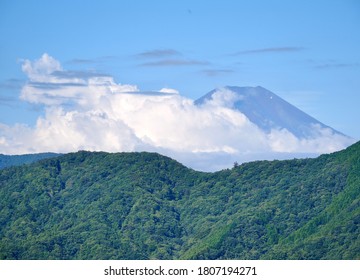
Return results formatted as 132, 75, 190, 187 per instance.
0, 153, 61, 170
0, 142, 359, 259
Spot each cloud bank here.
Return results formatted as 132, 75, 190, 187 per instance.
0, 54, 354, 171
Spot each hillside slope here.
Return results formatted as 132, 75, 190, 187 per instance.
0, 143, 359, 259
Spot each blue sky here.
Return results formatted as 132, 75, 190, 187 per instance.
0, 0, 359, 169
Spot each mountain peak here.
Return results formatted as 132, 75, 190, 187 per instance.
195, 86, 346, 139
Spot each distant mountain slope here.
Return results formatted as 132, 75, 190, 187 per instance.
0, 142, 359, 260
0, 153, 61, 169
195, 86, 346, 138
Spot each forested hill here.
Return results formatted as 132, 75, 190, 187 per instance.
0, 142, 359, 260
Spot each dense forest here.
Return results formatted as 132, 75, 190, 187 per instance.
0, 142, 359, 260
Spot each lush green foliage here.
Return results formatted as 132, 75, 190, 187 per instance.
0, 153, 61, 170
0, 143, 359, 260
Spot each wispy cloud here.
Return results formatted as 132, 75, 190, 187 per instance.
67, 58, 96, 64
137, 49, 181, 58
136, 49, 208, 68
233, 47, 305, 55
51, 70, 110, 80
0, 78, 24, 90
140, 59, 209, 67
0, 79, 24, 107
306, 59, 360, 70
201, 69, 235, 77
0, 93, 17, 107
314, 62, 360, 69
67, 56, 120, 65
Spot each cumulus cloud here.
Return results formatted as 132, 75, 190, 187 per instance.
0, 54, 354, 171
21, 53, 62, 82
20, 54, 138, 106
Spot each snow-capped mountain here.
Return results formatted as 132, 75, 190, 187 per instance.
195, 86, 346, 139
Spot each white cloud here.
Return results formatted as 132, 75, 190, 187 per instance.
21, 53, 62, 82
267, 124, 353, 154
32, 107, 142, 152
205, 88, 244, 108
0, 54, 355, 171
159, 87, 179, 94
20, 53, 138, 106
